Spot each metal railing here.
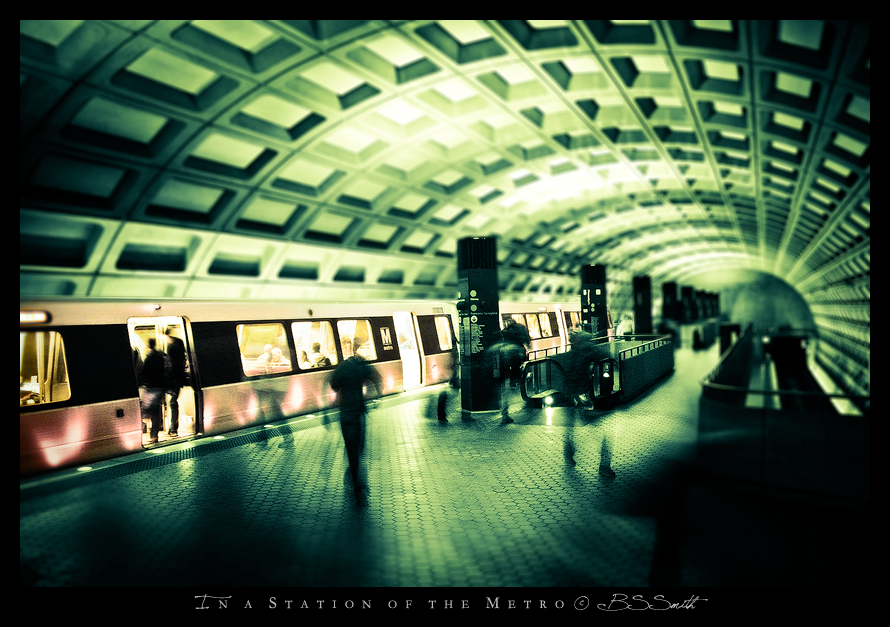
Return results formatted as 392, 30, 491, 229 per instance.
519, 356, 567, 402
616, 334, 674, 361
700, 325, 869, 414
697, 326, 869, 506
520, 334, 674, 404
526, 345, 566, 361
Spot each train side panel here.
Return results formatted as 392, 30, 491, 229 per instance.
20, 400, 143, 476
20, 323, 144, 475
199, 375, 328, 435
191, 315, 406, 435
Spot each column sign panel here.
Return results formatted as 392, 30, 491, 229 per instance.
633, 275, 653, 334
580, 265, 609, 338
457, 237, 500, 413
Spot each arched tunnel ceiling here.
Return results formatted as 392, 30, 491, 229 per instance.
20, 20, 869, 307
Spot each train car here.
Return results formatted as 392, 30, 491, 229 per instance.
20, 299, 458, 477
499, 302, 582, 358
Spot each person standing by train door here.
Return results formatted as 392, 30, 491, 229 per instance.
164, 328, 187, 437
140, 337, 171, 444
437, 340, 464, 422
328, 355, 382, 505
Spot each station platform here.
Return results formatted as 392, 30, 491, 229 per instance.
21, 344, 869, 589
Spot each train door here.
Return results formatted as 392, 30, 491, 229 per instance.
128, 316, 198, 445
554, 306, 568, 351
393, 311, 423, 389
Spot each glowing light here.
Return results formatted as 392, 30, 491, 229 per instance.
545, 396, 554, 405
39, 409, 90, 469
77, 466, 93, 472
214, 436, 226, 440
20, 311, 49, 324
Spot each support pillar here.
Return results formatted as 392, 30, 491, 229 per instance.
457, 237, 500, 413
705, 291, 716, 318
633, 275, 653, 334
662, 282, 678, 321
681, 286, 694, 322
581, 265, 611, 339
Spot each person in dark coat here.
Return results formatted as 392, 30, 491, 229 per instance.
140, 337, 171, 443
437, 339, 462, 422
563, 331, 615, 477
328, 356, 382, 504
164, 328, 187, 437
488, 322, 530, 424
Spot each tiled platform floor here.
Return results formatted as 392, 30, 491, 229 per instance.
20, 344, 869, 587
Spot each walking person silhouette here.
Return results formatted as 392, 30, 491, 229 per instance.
328, 355, 382, 505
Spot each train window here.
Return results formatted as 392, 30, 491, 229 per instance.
509, 314, 523, 326
337, 319, 377, 361
538, 313, 553, 337
524, 314, 542, 339
434, 316, 453, 351
20, 330, 71, 406
236, 323, 293, 376
292, 320, 338, 369
568, 311, 582, 332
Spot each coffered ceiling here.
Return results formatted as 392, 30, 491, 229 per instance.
20, 20, 868, 321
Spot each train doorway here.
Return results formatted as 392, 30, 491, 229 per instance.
393, 311, 423, 389
128, 316, 198, 446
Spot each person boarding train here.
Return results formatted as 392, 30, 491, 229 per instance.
139, 337, 171, 443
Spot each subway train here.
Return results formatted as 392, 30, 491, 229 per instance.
20, 298, 581, 477
499, 301, 584, 358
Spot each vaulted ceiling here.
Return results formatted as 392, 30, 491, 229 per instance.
20, 21, 869, 336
